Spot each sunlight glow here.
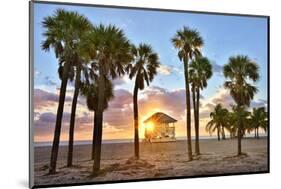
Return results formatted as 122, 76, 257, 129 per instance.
146, 122, 154, 132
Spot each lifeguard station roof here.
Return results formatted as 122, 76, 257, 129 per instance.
143, 112, 177, 124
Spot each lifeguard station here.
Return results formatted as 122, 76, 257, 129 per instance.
143, 112, 177, 142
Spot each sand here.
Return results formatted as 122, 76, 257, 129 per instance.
33, 137, 268, 186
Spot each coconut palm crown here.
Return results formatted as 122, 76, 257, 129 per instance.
127, 43, 160, 90
223, 55, 259, 106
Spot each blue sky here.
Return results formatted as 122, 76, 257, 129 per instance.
34, 2, 268, 99
32, 2, 268, 141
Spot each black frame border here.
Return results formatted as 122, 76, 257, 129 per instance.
29, 1, 270, 188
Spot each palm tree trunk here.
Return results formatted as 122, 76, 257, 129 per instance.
195, 88, 200, 155
257, 127, 259, 139
237, 106, 242, 155
222, 126, 226, 140
49, 60, 71, 174
183, 59, 193, 160
93, 74, 105, 172
67, 66, 81, 167
192, 87, 197, 154
133, 82, 140, 159
91, 112, 97, 160
254, 128, 257, 138
217, 126, 221, 141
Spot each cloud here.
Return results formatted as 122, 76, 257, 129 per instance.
34, 69, 42, 77
104, 89, 134, 129
157, 64, 184, 76
251, 99, 268, 109
112, 78, 126, 85
112, 75, 130, 86
199, 88, 234, 119
33, 84, 267, 142
34, 88, 73, 110
211, 61, 224, 76
139, 86, 189, 120
38, 112, 57, 123
157, 64, 173, 75
45, 76, 57, 86
34, 112, 66, 140
199, 88, 268, 119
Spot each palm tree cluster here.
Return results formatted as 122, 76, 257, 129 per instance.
171, 27, 213, 158
42, 9, 268, 175
171, 27, 268, 158
205, 55, 268, 155
42, 9, 160, 174
206, 104, 268, 141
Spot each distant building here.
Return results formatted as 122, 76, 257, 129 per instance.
143, 112, 177, 143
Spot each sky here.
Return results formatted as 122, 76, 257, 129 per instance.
32, 2, 268, 142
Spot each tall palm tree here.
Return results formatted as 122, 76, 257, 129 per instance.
80, 78, 114, 160
223, 55, 259, 155
171, 26, 204, 160
189, 56, 212, 154
41, 9, 92, 174
126, 43, 160, 159
206, 104, 229, 141
67, 62, 95, 167
66, 24, 98, 167
86, 24, 132, 172
250, 107, 268, 138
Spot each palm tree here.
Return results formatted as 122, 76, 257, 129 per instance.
234, 106, 251, 138
65, 21, 99, 167
171, 26, 204, 160
80, 78, 114, 160
41, 9, 92, 174
225, 112, 237, 139
226, 106, 251, 139
67, 62, 95, 167
223, 55, 259, 155
189, 56, 212, 154
259, 109, 268, 133
86, 24, 132, 172
126, 43, 160, 159
250, 107, 268, 138
206, 104, 229, 141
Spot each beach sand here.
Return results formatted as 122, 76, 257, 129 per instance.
34, 137, 268, 186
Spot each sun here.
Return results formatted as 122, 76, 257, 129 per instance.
145, 121, 154, 132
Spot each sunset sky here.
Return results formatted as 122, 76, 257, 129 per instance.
33, 3, 268, 142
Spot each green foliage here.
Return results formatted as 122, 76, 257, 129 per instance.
126, 43, 160, 90
171, 26, 204, 63
80, 78, 114, 111
206, 104, 229, 136
223, 55, 259, 106
85, 24, 132, 79
249, 107, 268, 132
189, 56, 213, 91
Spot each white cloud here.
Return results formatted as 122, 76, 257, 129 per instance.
157, 64, 173, 75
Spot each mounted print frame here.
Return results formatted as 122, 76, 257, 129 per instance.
29, 1, 270, 188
